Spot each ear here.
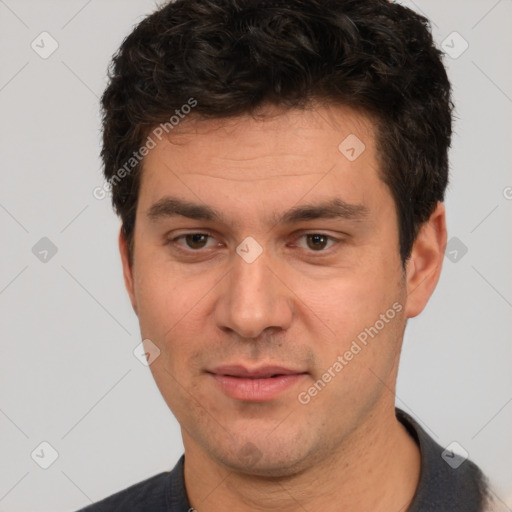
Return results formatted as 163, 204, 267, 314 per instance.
404, 201, 447, 319
118, 227, 138, 315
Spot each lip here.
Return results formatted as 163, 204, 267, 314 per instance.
208, 365, 308, 402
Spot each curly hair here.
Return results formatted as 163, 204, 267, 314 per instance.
101, 0, 453, 265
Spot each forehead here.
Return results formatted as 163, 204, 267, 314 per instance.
137, 104, 388, 218
151, 105, 373, 167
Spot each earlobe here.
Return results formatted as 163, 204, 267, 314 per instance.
118, 227, 138, 315
404, 202, 447, 319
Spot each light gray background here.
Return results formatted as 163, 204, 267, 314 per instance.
0, 1, 511, 510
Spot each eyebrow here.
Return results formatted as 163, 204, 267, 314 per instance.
277, 198, 369, 224
146, 196, 369, 225
147, 197, 222, 222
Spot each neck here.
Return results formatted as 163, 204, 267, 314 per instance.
183, 405, 421, 512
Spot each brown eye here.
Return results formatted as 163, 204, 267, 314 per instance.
185, 234, 209, 249
306, 234, 329, 251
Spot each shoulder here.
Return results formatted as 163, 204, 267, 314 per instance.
396, 408, 491, 512
74, 471, 171, 512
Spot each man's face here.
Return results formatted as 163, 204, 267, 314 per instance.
122, 105, 412, 476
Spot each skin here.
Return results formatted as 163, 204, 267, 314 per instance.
119, 103, 447, 511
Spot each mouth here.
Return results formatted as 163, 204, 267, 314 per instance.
207, 365, 308, 402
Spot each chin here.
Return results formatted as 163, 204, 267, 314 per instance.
212, 438, 317, 479
225, 456, 307, 479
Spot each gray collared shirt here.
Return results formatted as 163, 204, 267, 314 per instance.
76, 408, 490, 511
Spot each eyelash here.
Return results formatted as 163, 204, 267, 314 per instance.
166, 231, 341, 254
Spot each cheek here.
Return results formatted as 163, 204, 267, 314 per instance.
296, 260, 402, 337
131, 253, 204, 349
294, 256, 406, 393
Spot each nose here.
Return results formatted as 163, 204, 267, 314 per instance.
213, 247, 293, 339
